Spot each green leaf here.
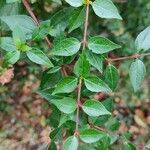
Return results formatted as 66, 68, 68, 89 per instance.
51, 97, 76, 114
53, 76, 78, 94
74, 53, 90, 77
85, 50, 103, 73
40, 70, 62, 89
146, 139, 150, 149
0, 15, 36, 39
124, 143, 136, 150
80, 128, 105, 143
6, 0, 20, 3
102, 97, 113, 112
98, 135, 111, 150
84, 76, 112, 93
0, 37, 17, 51
51, 37, 81, 56
26, 48, 53, 68
135, 26, 150, 51
12, 26, 26, 47
50, 127, 62, 141
82, 99, 111, 117
92, 0, 122, 20
65, 0, 83, 7
88, 36, 121, 54
129, 59, 146, 92
49, 8, 71, 37
105, 117, 120, 131
49, 141, 57, 150
68, 7, 85, 33
63, 136, 78, 150
3, 50, 20, 65
104, 64, 119, 91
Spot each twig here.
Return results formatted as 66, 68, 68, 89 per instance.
83, 2, 89, 49
22, 0, 51, 48
75, 78, 82, 137
75, 1, 90, 137
108, 53, 150, 62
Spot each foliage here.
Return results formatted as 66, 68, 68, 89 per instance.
0, 0, 150, 149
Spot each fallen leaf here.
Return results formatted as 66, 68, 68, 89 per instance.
0, 68, 14, 85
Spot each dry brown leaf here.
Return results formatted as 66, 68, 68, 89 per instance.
0, 68, 14, 85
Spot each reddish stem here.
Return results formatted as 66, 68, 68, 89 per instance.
108, 53, 150, 62
22, 0, 51, 48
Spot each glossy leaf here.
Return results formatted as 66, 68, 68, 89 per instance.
124, 143, 136, 150
88, 36, 121, 54
51, 97, 76, 114
84, 76, 112, 93
53, 76, 78, 94
0, 37, 17, 51
65, 0, 83, 7
135, 26, 150, 51
82, 99, 111, 117
146, 139, 150, 149
0, 15, 36, 39
74, 53, 90, 77
104, 64, 119, 91
12, 25, 26, 47
80, 128, 105, 143
26, 48, 53, 68
86, 50, 103, 73
92, 0, 122, 20
51, 37, 81, 56
6, 0, 20, 3
129, 59, 146, 92
105, 117, 120, 131
3, 50, 20, 65
63, 136, 78, 150
68, 7, 85, 33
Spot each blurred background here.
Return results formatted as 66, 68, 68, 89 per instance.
0, 0, 150, 149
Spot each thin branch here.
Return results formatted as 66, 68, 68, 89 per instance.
75, 2, 90, 137
82, 2, 89, 49
108, 53, 150, 62
75, 78, 82, 137
22, 0, 51, 48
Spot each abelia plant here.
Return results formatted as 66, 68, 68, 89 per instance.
0, 0, 150, 149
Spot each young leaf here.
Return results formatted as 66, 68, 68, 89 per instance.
26, 48, 53, 68
124, 143, 136, 150
3, 50, 20, 65
6, 0, 20, 3
0, 37, 17, 51
53, 76, 78, 94
80, 128, 105, 143
68, 7, 85, 33
51, 37, 81, 56
74, 53, 90, 77
104, 64, 119, 91
135, 26, 150, 51
65, 0, 83, 7
88, 36, 121, 54
129, 59, 146, 92
85, 50, 103, 73
51, 97, 76, 114
105, 117, 120, 131
0, 15, 36, 39
49, 141, 57, 150
84, 76, 112, 93
92, 0, 122, 20
82, 99, 111, 117
63, 136, 78, 150
146, 139, 150, 149
12, 26, 26, 47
